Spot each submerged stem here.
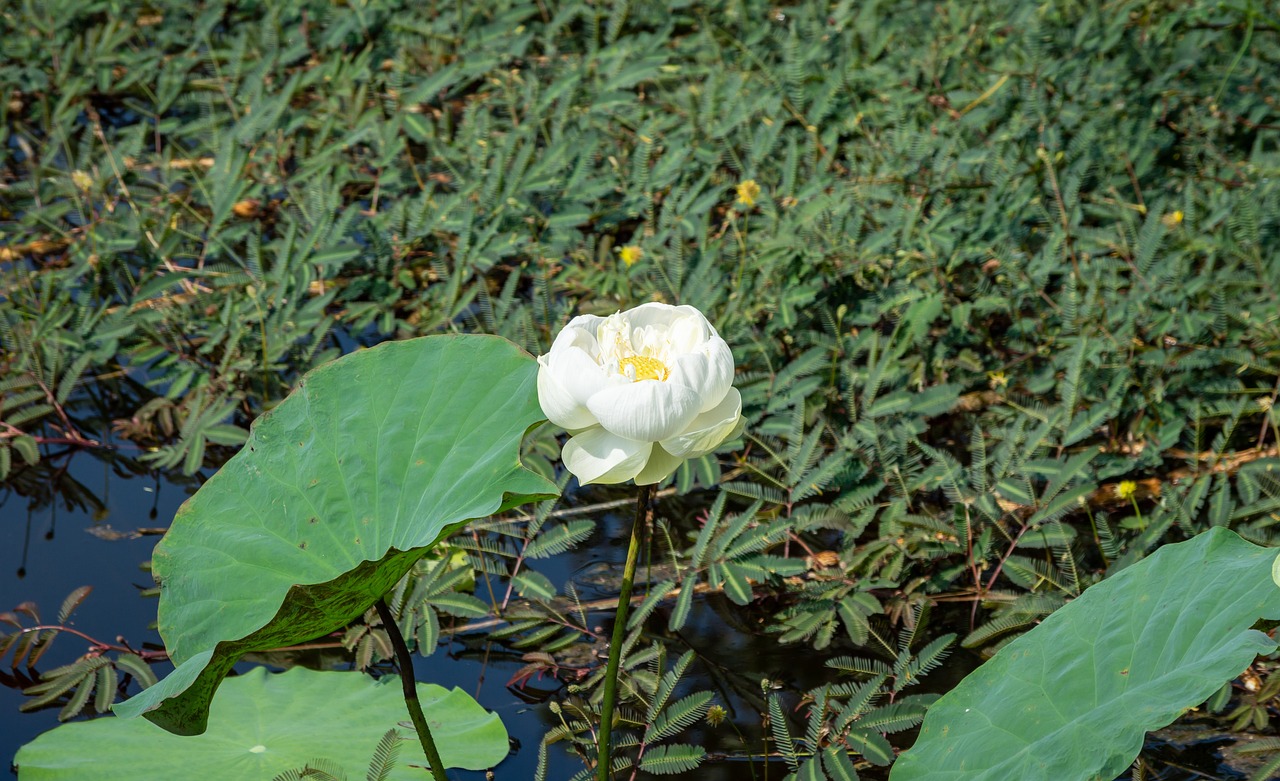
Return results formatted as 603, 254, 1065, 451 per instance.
375, 598, 449, 781
596, 483, 653, 781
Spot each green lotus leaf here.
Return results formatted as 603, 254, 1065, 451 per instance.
16, 666, 507, 778
892, 527, 1280, 781
112, 335, 556, 733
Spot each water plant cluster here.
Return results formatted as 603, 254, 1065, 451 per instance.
4, 0, 1280, 779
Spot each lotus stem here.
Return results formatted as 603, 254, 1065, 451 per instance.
375, 598, 449, 781
596, 483, 653, 781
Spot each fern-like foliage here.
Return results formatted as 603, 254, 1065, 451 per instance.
1, 587, 158, 720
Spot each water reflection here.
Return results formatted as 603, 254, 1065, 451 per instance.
1, 453, 184, 770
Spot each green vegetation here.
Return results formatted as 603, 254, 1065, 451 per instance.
894, 528, 1280, 781
4, 0, 1280, 778
109, 335, 553, 736
17, 666, 509, 778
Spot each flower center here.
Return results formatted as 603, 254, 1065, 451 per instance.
619, 355, 669, 382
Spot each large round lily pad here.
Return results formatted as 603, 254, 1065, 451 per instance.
112, 335, 556, 734
16, 666, 507, 778
891, 527, 1280, 781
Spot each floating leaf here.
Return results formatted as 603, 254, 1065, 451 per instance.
16, 667, 507, 778
113, 335, 556, 734
892, 528, 1280, 781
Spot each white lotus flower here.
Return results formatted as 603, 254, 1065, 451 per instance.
537, 303, 743, 486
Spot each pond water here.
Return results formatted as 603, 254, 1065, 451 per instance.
0, 452, 1265, 780
2, 455, 181, 771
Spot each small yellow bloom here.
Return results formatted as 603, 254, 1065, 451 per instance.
71, 170, 93, 191
1161, 210, 1184, 228
735, 179, 761, 208
705, 704, 727, 727
617, 245, 643, 267
1116, 480, 1137, 501
987, 370, 1008, 389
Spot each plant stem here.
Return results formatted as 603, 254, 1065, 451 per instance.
596, 483, 653, 781
375, 598, 449, 781
13, 625, 166, 660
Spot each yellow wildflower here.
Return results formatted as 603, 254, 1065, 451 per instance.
705, 704, 727, 727
617, 245, 643, 267
987, 370, 1008, 389
1161, 210, 1184, 228
1116, 480, 1137, 501
71, 170, 93, 192
735, 179, 761, 208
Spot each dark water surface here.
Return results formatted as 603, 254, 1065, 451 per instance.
2, 455, 179, 771
1, 455, 1261, 780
